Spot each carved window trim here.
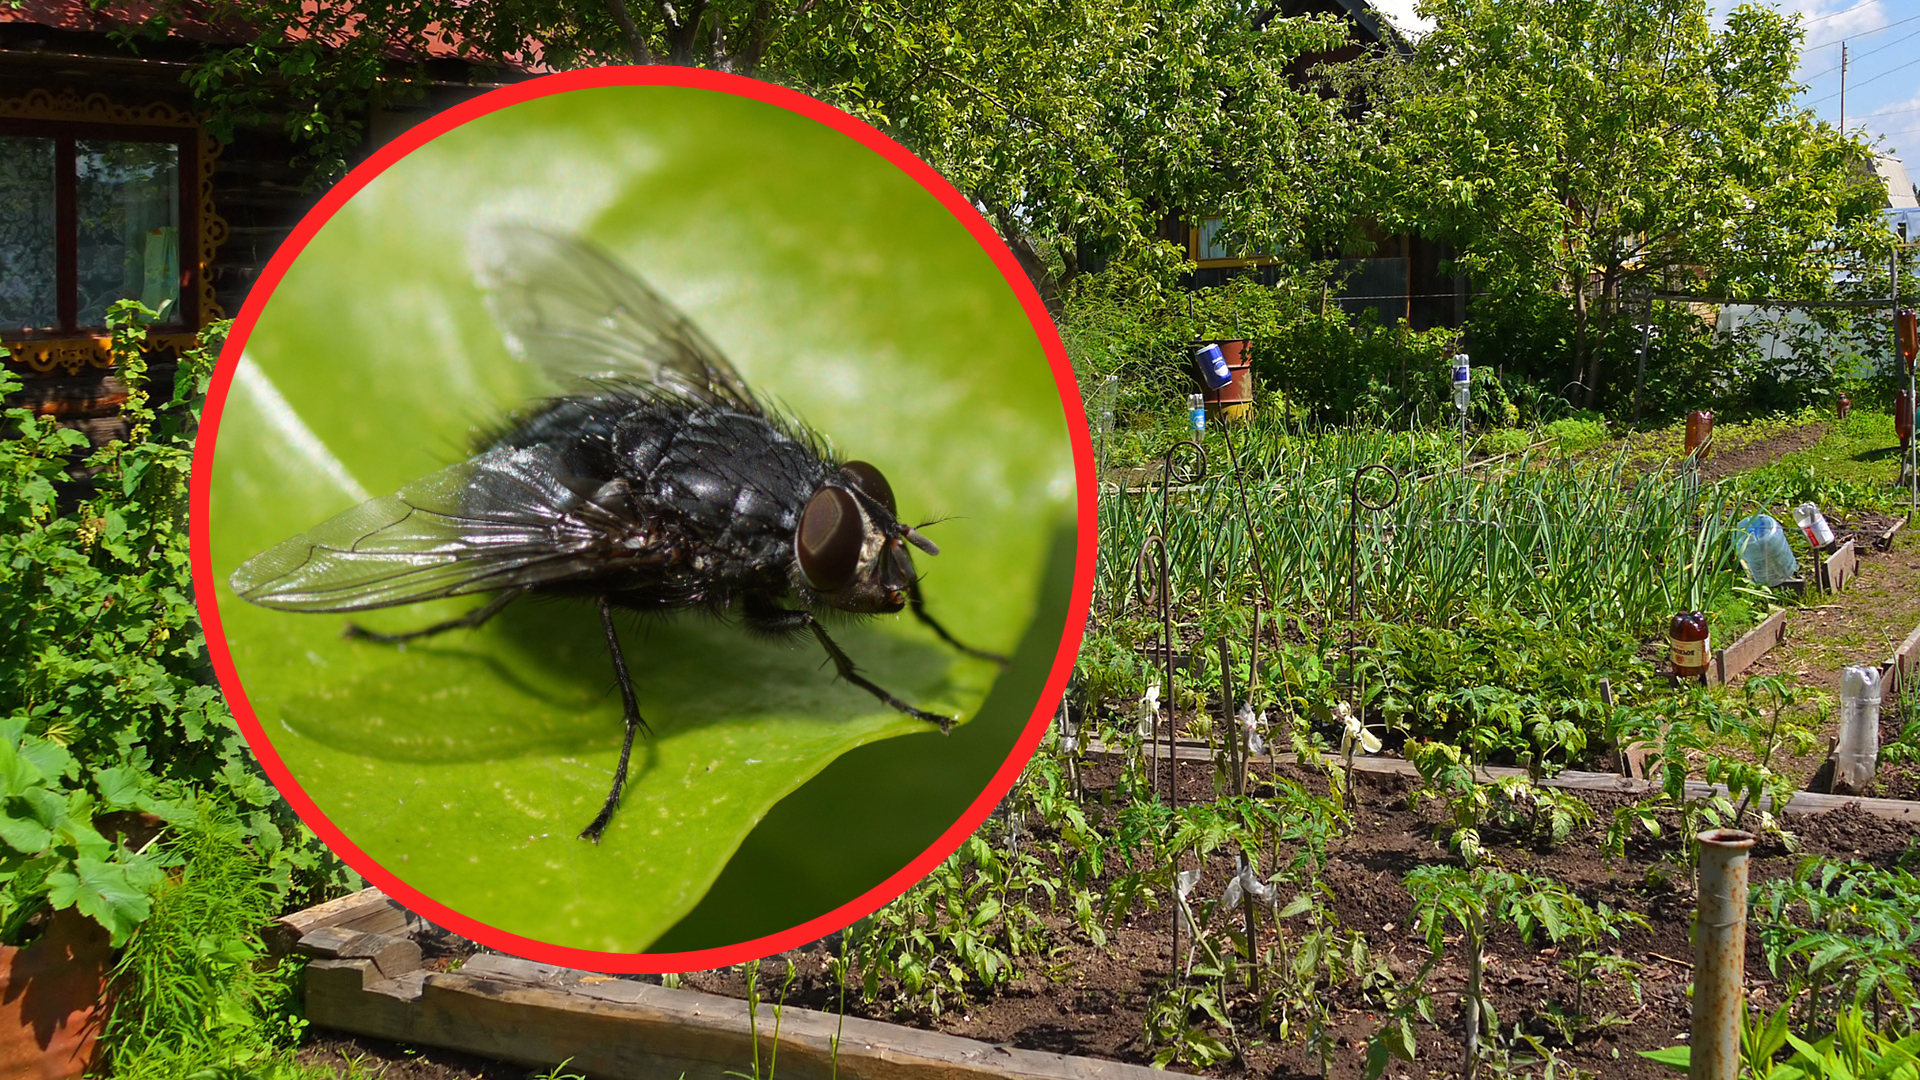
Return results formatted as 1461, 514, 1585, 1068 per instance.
1188, 216, 1280, 269
0, 89, 229, 376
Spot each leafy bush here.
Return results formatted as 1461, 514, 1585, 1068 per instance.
1061, 268, 1466, 430
1, 304, 348, 1068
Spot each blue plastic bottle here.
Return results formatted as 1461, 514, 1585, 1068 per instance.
1735, 514, 1797, 586
1194, 343, 1232, 390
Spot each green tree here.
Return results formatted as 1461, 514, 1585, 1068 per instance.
1361, 0, 1890, 408
153, 0, 1363, 302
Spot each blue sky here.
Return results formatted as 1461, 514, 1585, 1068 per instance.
1372, 0, 1920, 186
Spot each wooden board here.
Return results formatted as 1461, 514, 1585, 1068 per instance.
1713, 608, 1789, 686
294, 899, 1182, 1080
1085, 741, 1920, 823
1883, 621, 1920, 698
1821, 540, 1859, 593
266, 887, 414, 955
1877, 515, 1909, 551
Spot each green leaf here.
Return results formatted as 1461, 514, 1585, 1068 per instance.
0, 739, 44, 800
94, 766, 146, 809
0, 809, 52, 855
46, 856, 154, 946
1638, 1046, 1691, 1072
205, 86, 1073, 953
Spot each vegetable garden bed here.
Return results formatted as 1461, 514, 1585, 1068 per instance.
286, 757, 1920, 1080
279, 889, 1174, 1080
285, 416, 1920, 1080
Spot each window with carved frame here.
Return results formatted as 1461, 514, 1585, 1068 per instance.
0, 91, 225, 376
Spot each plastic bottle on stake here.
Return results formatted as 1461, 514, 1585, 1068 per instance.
1898, 309, 1917, 373
1194, 343, 1233, 391
1669, 611, 1710, 681
1792, 503, 1837, 552
1189, 393, 1206, 435
1684, 410, 1714, 457
1899, 390, 1914, 450
1451, 354, 1471, 414
1736, 514, 1798, 587
1835, 665, 1883, 793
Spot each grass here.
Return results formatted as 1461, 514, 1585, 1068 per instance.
103, 801, 311, 1080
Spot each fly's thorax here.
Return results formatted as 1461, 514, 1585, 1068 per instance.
615, 405, 830, 569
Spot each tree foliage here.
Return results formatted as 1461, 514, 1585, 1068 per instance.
1359, 0, 1891, 408
148, 0, 1368, 301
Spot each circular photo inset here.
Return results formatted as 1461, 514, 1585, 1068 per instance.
192, 68, 1089, 967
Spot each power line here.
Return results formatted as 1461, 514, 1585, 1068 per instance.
1843, 19, 1920, 62
1807, 10, 1920, 51
1811, 54, 1920, 104
1852, 54, 1920, 94
1805, 0, 1882, 25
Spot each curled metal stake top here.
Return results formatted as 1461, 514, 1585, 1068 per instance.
1352, 462, 1402, 512
1347, 463, 1402, 623
1166, 438, 1207, 486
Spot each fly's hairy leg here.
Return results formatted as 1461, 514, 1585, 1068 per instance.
581, 596, 653, 843
343, 589, 524, 643
907, 579, 1010, 667
743, 597, 954, 733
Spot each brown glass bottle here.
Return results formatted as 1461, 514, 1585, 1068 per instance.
1670, 611, 1710, 680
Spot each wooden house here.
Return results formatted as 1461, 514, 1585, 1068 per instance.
0, 0, 530, 442
1177, 0, 1465, 333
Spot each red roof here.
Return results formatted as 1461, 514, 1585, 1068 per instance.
0, 0, 547, 70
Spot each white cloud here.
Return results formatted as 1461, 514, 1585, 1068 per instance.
1369, 0, 1436, 36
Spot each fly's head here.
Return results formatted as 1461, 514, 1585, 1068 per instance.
793, 460, 940, 615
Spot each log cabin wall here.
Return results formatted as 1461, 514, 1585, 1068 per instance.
0, 12, 516, 447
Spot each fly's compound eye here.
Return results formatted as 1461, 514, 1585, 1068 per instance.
839, 460, 896, 517
797, 486, 864, 593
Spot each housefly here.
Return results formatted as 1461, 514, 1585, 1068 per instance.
229, 225, 1007, 842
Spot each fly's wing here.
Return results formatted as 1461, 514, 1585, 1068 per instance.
471, 223, 760, 414
229, 446, 662, 612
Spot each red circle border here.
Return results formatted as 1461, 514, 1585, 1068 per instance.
188, 65, 1096, 972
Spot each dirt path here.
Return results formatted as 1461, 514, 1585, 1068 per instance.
1732, 513, 1920, 792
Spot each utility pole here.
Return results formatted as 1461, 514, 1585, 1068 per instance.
1841, 41, 1849, 133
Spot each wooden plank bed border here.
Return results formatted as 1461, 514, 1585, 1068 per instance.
285, 894, 1183, 1080
1713, 608, 1789, 685
1821, 540, 1859, 593
1085, 742, 1920, 823
1877, 515, 1908, 551
1882, 620, 1920, 699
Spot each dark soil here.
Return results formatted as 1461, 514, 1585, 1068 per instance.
290, 759, 1920, 1080
1700, 423, 1830, 482
662, 761, 1919, 1080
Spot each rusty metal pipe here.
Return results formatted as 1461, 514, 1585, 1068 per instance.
1691, 829, 1757, 1080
